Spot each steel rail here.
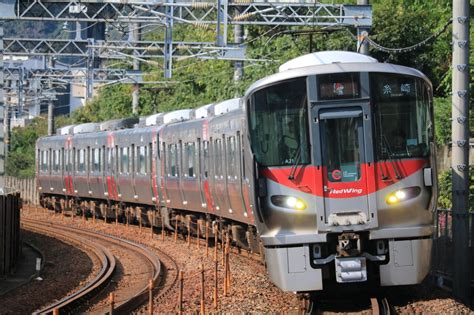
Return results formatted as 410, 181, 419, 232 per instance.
22, 219, 117, 315
24, 216, 162, 314
370, 296, 393, 315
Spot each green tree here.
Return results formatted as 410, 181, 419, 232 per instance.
5, 116, 73, 178
438, 167, 474, 212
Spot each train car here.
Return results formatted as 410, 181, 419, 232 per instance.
36, 51, 436, 294
244, 51, 436, 292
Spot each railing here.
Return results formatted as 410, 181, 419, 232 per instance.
5, 176, 38, 205
432, 208, 474, 287
0, 192, 21, 277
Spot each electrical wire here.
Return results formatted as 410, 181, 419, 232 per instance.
62, 21, 99, 33
363, 18, 453, 54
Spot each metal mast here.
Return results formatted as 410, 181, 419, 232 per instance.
0, 23, 4, 191
131, 23, 140, 115
233, 24, 244, 84
357, 0, 369, 55
451, 0, 470, 302
47, 57, 55, 136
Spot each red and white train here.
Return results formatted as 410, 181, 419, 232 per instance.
37, 51, 437, 293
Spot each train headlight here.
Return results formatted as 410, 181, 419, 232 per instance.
271, 195, 307, 210
386, 187, 421, 205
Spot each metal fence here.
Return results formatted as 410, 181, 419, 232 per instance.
5, 176, 38, 205
432, 209, 474, 286
0, 192, 21, 277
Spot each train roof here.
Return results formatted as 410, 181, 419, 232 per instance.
42, 51, 431, 139
244, 51, 431, 99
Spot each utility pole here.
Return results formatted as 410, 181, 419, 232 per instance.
86, 38, 94, 101
164, 0, 174, 79
233, 24, 244, 91
0, 22, 5, 190
357, 0, 370, 55
4, 99, 9, 159
451, 0, 470, 302
47, 57, 55, 136
131, 23, 140, 114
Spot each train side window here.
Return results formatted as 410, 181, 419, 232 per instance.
69, 149, 73, 173
203, 141, 209, 179
161, 142, 166, 175
78, 149, 85, 173
107, 148, 112, 172
115, 146, 119, 174
52, 150, 58, 172
120, 147, 130, 174
48, 149, 52, 173
185, 142, 195, 178
64, 149, 69, 172
72, 148, 76, 173
148, 143, 153, 174
61, 148, 64, 172
92, 148, 100, 173
41, 150, 48, 173
227, 136, 236, 179
101, 146, 105, 173
178, 141, 183, 178
214, 139, 222, 179
241, 134, 246, 179
169, 144, 176, 177
131, 144, 135, 175
183, 143, 189, 177
137, 146, 147, 175
87, 147, 91, 173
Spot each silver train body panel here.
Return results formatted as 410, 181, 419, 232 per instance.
36, 52, 436, 293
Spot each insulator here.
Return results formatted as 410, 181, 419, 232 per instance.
193, 21, 210, 30
232, 0, 252, 3
177, 44, 190, 50
233, 12, 252, 21
192, 2, 213, 9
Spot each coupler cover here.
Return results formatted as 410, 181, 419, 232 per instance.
335, 257, 367, 283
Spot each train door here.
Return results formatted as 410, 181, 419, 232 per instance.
313, 105, 377, 230
226, 134, 245, 218
196, 138, 207, 211
178, 140, 187, 205
101, 145, 107, 199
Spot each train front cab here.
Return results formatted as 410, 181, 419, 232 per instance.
245, 61, 436, 293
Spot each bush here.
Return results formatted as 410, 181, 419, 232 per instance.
437, 167, 474, 212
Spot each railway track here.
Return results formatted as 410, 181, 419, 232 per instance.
22, 217, 163, 314
23, 207, 396, 314
307, 296, 394, 315
370, 297, 393, 315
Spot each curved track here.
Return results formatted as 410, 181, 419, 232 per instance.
22, 218, 162, 314
307, 296, 394, 315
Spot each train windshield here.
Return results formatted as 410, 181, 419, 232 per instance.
249, 78, 310, 167
371, 73, 432, 159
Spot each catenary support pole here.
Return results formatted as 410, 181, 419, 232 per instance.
0, 22, 5, 191
47, 57, 55, 136
233, 24, 243, 85
131, 23, 140, 114
451, 0, 470, 302
4, 98, 9, 159
356, 0, 369, 55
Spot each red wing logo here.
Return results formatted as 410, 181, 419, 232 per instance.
331, 169, 342, 181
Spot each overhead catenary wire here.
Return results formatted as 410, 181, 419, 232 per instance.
362, 18, 453, 54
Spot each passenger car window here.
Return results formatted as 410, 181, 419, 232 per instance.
371, 74, 432, 159
121, 147, 129, 174
249, 78, 310, 167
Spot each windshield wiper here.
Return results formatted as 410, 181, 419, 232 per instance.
288, 146, 302, 180
382, 135, 402, 179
